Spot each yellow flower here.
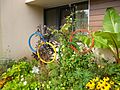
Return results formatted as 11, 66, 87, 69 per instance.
110, 81, 114, 85
47, 85, 50, 88
97, 65, 104, 68
96, 84, 101, 89
103, 82, 111, 89
116, 88, 120, 90
100, 86, 107, 90
104, 86, 111, 90
103, 77, 109, 82
101, 65, 104, 68
96, 80, 111, 90
61, 87, 65, 90
86, 82, 91, 87
96, 81, 103, 89
99, 80, 104, 84
98, 65, 101, 68
86, 81, 95, 89
93, 77, 99, 82
49, 81, 51, 84
42, 83, 45, 87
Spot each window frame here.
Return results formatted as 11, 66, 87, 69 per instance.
44, 1, 88, 30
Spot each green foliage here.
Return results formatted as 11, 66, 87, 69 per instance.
1, 58, 40, 90
93, 7, 120, 63
105, 63, 120, 84
103, 7, 120, 33
38, 54, 95, 90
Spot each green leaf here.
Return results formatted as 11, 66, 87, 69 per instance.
80, 35, 91, 46
117, 33, 120, 41
103, 7, 120, 33
94, 35, 108, 48
94, 31, 120, 48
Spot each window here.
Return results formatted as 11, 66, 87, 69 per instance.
44, 1, 88, 30
44, 8, 58, 29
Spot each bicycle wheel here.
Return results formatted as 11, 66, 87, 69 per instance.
69, 29, 94, 54
28, 31, 46, 52
37, 42, 56, 64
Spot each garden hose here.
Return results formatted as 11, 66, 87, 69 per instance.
28, 31, 46, 52
69, 29, 94, 54
37, 42, 56, 64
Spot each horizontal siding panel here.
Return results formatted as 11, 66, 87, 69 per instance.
90, 0, 120, 10
91, 0, 116, 5
90, 9, 106, 16
90, 6, 120, 16
89, 26, 102, 30
90, 15, 104, 21
89, 21, 103, 27
90, 0, 120, 28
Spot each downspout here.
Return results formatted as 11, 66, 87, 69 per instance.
88, 0, 90, 30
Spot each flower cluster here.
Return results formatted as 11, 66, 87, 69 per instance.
86, 77, 115, 90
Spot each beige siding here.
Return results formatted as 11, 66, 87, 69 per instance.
90, 0, 120, 29
0, 0, 43, 59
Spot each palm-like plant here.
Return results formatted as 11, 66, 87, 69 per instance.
94, 7, 120, 63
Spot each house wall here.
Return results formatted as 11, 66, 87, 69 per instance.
90, 0, 120, 30
0, 0, 3, 56
0, 0, 43, 59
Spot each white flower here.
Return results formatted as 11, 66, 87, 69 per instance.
47, 85, 50, 88
21, 78, 24, 81
49, 81, 51, 84
42, 84, 44, 87
21, 75, 23, 78
32, 66, 39, 74
56, 54, 59, 60
56, 47, 59, 52
23, 81, 27, 85
35, 88, 37, 90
